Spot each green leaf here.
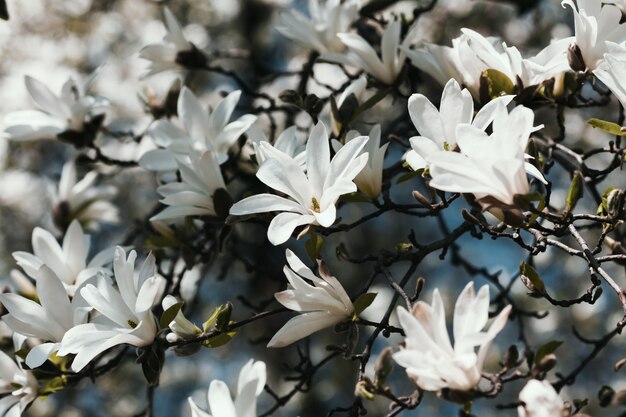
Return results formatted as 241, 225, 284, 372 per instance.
565, 171, 584, 213
160, 302, 183, 329
480, 69, 515, 102
534, 340, 563, 365
353, 293, 378, 317
40, 376, 67, 396
587, 118, 626, 136
203, 328, 238, 348
202, 307, 220, 332
597, 187, 617, 215
215, 302, 233, 331
305, 233, 324, 262
519, 262, 546, 294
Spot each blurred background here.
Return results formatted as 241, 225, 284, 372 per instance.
0, 0, 625, 416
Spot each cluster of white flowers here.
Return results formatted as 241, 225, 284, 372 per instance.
1, 0, 624, 415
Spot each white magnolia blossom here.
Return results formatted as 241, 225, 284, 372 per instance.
268, 250, 354, 348
139, 7, 196, 77
2, 75, 107, 142
12, 220, 113, 296
52, 161, 120, 230
332, 125, 388, 198
324, 17, 418, 85
0, 265, 91, 368
427, 105, 546, 207
0, 350, 38, 417
518, 379, 566, 417
151, 151, 227, 222
562, 0, 626, 71
161, 295, 200, 343
188, 359, 266, 417
140, 87, 257, 170
229, 122, 368, 245
248, 125, 307, 169
594, 47, 626, 107
277, 0, 359, 53
405, 79, 513, 171
404, 29, 572, 97
393, 282, 512, 392
58, 247, 165, 372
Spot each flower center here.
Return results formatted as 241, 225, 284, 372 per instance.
311, 197, 321, 213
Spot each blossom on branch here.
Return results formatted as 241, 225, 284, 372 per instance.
517, 379, 566, 417
2, 75, 107, 143
229, 122, 368, 245
139, 7, 206, 77
267, 249, 354, 348
12, 220, 113, 296
58, 247, 165, 372
393, 282, 511, 392
0, 265, 91, 368
0, 350, 37, 417
277, 0, 359, 53
323, 17, 418, 85
140, 87, 256, 170
188, 359, 266, 417
150, 151, 230, 222
405, 79, 513, 171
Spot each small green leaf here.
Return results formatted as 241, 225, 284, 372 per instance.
215, 302, 233, 331
160, 302, 183, 329
353, 293, 378, 317
479, 69, 515, 102
305, 233, 324, 262
534, 340, 563, 365
520, 262, 546, 294
203, 328, 238, 348
202, 307, 220, 333
587, 118, 626, 136
597, 187, 617, 215
396, 170, 422, 184
565, 171, 584, 213
40, 376, 67, 396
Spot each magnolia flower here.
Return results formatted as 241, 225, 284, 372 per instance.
393, 282, 512, 392
188, 359, 266, 417
332, 125, 388, 198
139, 8, 204, 77
150, 151, 229, 222
518, 380, 565, 417
52, 161, 119, 230
330, 75, 371, 133
277, 0, 359, 53
139, 87, 257, 170
268, 249, 354, 348
403, 29, 571, 97
58, 247, 165, 372
427, 105, 546, 208
324, 17, 418, 85
248, 125, 306, 169
229, 122, 368, 245
0, 350, 38, 417
161, 295, 200, 343
405, 79, 513, 171
594, 49, 626, 107
0, 265, 91, 368
562, 0, 626, 70
12, 220, 113, 296
2, 75, 107, 143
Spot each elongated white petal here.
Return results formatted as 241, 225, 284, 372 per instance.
267, 311, 341, 348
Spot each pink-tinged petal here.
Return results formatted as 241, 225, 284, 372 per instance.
267, 212, 315, 246
267, 311, 341, 348
476, 305, 512, 368
453, 283, 489, 342
208, 380, 237, 417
